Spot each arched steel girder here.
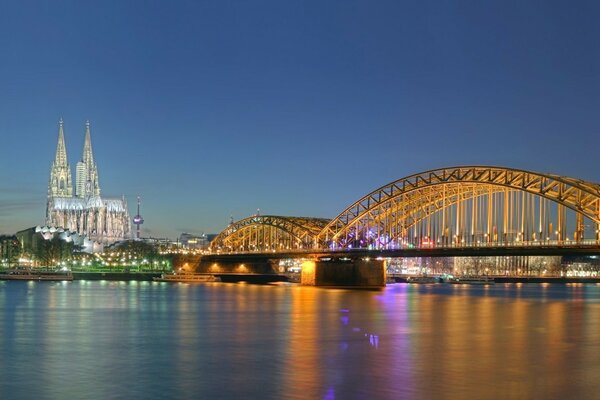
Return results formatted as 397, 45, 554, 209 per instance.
317, 166, 600, 245
328, 185, 499, 247
352, 184, 491, 239
210, 215, 330, 251
370, 187, 538, 245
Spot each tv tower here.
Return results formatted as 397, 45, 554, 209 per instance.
133, 196, 144, 239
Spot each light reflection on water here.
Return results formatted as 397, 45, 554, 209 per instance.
1, 281, 600, 399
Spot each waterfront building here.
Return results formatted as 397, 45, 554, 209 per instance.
178, 233, 218, 250
179, 232, 209, 249
17, 226, 100, 259
46, 119, 131, 246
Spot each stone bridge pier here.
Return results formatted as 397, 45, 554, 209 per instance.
300, 258, 386, 288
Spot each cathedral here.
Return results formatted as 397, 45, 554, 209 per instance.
46, 119, 131, 246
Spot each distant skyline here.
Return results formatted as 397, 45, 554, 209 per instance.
1, 1, 598, 239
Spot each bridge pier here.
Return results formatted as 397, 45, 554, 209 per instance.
301, 258, 386, 288
197, 258, 277, 275
195, 256, 291, 283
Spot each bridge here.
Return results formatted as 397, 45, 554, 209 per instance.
204, 166, 600, 287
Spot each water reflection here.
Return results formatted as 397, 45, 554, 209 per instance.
0, 282, 599, 399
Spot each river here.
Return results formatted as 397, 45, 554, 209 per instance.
1, 280, 599, 399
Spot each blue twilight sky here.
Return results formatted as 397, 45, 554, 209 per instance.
0, 1, 598, 239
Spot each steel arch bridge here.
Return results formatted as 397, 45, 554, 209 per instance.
210, 166, 600, 253
210, 215, 330, 252
318, 166, 600, 250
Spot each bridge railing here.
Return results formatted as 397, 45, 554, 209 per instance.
209, 239, 600, 255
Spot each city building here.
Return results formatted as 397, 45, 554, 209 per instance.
17, 226, 100, 259
179, 232, 216, 250
46, 119, 131, 247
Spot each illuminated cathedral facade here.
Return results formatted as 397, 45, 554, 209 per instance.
46, 119, 131, 245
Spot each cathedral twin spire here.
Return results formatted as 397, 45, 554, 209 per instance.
76, 120, 100, 198
49, 118, 73, 197
54, 118, 69, 167
49, 119, 101, 198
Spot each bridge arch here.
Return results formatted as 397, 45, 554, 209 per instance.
210, 215, 330, 252
316, 166, 600, 249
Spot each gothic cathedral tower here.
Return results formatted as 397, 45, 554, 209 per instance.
76, 120, 101, 198
48, 118, 73, 197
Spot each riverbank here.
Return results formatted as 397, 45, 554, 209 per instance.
494, 276, 600, 284
73, 272, 161, 281
4, 270, 599, 284
72, 272, 289, 283
388, 275, 600, 284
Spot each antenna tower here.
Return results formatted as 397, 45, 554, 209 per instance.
133, 196, 144, 239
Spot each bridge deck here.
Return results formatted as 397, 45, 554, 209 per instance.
205, 245, 600, 260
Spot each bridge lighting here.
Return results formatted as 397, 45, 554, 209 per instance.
210, 167, 600, 260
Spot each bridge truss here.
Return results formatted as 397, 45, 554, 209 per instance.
210, 166, 600, 254
316, 166, 600, 250
210, 215, 330, 252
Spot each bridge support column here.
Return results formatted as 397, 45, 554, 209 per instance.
301, 258, 386, 288
197, 258, 277, 274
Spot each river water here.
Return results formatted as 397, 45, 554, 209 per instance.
1, 280, 599, 400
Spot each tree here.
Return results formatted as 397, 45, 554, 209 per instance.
0, 235, 22, 267
111, 240, 158, 259
34, 236, 74, 266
